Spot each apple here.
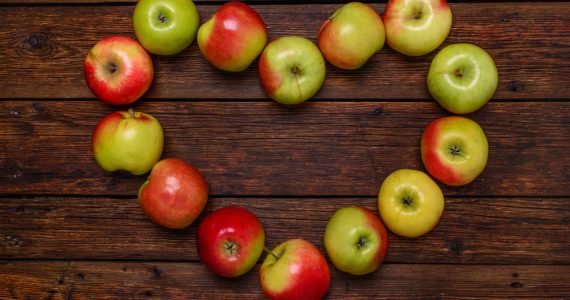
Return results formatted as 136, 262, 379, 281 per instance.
421, 116, 489, 186
318, 2, 385, 70
324, 206, 388, 275
138, 158, 208, 229
197, 2, 268, 72
428, 43, 499, 114
378, 169, 444, 238
197, 206, 265, 277
84, 36, 153, 105
92, 109, 163, 175
384, 0, 452, 56
259, 36, 326, 106
260, 239, 330, 300
133, 0, 200, 55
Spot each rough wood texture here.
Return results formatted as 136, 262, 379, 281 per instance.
1, 196, 568, 264
1, 261, 568, 299
1, 101, 569, 196
1, 3, 569, 100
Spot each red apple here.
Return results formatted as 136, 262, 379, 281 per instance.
92, 109, 163, 175
138, 158, 208, 229
260, 239, 330, 300
197, 2, 268, 72
84, 36, 153, 105
197, 206, 265, 277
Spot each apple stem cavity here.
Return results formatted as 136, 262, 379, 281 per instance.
455, 69, 464, 78
356, 236, 368, 249
402, 195, 414, 207
224, 241, 238, 255
449, 144, 462, 156
263, 246, 280, 260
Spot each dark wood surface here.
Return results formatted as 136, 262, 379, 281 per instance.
1, 1, 569, 299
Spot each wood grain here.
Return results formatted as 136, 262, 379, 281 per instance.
1, 196, 568, 264
1, 3, 569, 100
1, 261, 568, 299
1, 101, 569, 197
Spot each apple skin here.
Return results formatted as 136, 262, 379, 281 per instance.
378, 169, 444, 238
421, 116, 489, 186
92, 109, 163, 175
318, 2, 385, 70
259, 36, 326, 106
197, 206, 265, 277
133, 0, 200, 55
324, 206, 388, 275
84, 36, 153, 105
197, 2, 268, 72
138, 158, 208, 229
428, 43, 499, 114
260, 239, 330, 300
384, 0, 452, 56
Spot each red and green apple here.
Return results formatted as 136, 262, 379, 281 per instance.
260, 239, 330, 300
318, 2, 385, 70
198, 2, 268, 72
324, 206, 388, 275
138, 158, 208, 229
421, 116, 489, 186
259, 36, 326, 106
92, 109, 163, 175
378, 169, 444, 238
84, 36, 153, 105
197, 206, 265, 277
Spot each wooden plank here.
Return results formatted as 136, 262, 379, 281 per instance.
1, 261, 568, 299
1, 3, 569, 100
1, 101, 569, 197
1, 196, 568, 264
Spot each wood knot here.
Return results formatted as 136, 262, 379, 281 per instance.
75, 273, 85, 280
26, 33, 46, 50
508, 81, 525, 92
151, 266, 163, 278
512, 272, 520, 278
511, 281, 524, 288
448, 239, 464, 254
57, 275, 65, 285
4, 235, 22, 247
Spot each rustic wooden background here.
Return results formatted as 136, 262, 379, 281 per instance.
1, 0, 569, 299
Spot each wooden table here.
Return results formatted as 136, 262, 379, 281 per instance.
1, 0, 569, 298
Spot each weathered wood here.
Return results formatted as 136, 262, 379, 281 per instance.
1, 261, 568, 299
1, 101, 569, 196
1, 196, 568, 264
1, 3, 569, 99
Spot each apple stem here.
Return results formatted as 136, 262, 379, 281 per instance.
263, 246, 280, 260
128, 108, 136, 118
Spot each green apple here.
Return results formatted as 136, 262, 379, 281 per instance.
378, 169, 444, 238
384, 0, 452, 56
133, 0, 200, 55
317, 2, 385, 70
258, 36, 326, 105
428, 43, 499, 114
324, 206, 388, 275
92, 109, 163, 175
422, 116, 489, 186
